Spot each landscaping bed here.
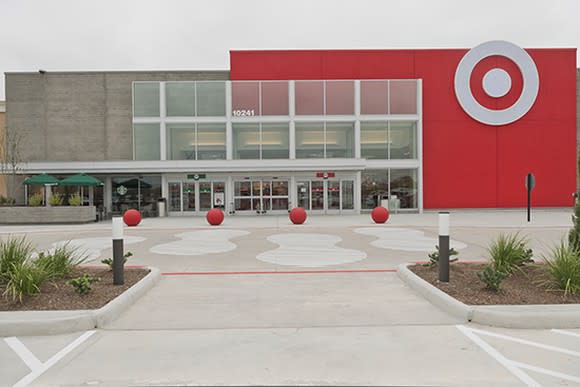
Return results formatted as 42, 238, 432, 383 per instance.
0, 267, 149, 311
409, 262, 580, 305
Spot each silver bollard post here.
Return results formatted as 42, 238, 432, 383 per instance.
438, 212, 450, 282
112, 217, 124, 285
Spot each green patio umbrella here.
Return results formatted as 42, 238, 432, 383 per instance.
23, 173, 60, 186
59, 173, 103, 186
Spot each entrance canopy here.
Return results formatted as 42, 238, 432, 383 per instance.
59, 173, 103, 186
24, 173, 60, 186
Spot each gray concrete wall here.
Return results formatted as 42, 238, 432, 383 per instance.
5, 71, 229, 162
0, 206, 96, 224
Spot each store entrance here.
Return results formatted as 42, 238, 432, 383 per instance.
167, 181, 225, 215
296, 179, 355, 214
233, 179, 289, 214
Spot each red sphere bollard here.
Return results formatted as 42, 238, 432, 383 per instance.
123, 209, 142, 227
289, 207, 307, 225
206, 208, 224, 226
371, 206, 389, 224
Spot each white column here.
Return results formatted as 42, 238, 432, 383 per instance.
290, 175, 297, 210
105, 177, 112, 218
289, 81, 296, 159
159, 82, 167, 160
226, 81, 233, 160
354, 80, 361, 159
417, 79, 424, 213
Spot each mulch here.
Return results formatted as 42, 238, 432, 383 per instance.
409, 263, 580, 305
0, 267, 150, 311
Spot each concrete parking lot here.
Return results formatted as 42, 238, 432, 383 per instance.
1, 209, 579, 386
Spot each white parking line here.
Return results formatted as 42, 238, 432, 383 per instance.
468, 327, 580, 358
552, 329, 580, 339
511, 361, 580, 384
456, 325, 541, 387
3, 337, 42, 371
8, 330, 96, 387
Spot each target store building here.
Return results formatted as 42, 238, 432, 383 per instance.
5, 41, 577, 217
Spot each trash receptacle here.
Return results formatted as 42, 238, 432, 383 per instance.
380, 195, 389, 208
157, 198, 167, 217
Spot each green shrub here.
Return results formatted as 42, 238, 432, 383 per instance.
28, 193, 43, 206
101, 251, 133, 270
68, 274, 98, 295
426, 245, 459, 267
568, 199, 580, 251
544, 241, 580, 296
0, 195, 15, 206
3, 262, 47, 302
487, 233, 533, 274
34, 242, 88, 280
477, 265, 508, 291
48, 193, 64, 206
68, 194, 82, 206
0, 237, 34, 281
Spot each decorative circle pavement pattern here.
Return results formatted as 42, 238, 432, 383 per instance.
353, 227, 467, 252
51, 236, 147, 261
149, 229, 250, 256
256, 233, 367, 267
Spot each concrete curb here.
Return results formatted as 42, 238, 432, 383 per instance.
397, 263, 580, 328
0, 267, 161, 337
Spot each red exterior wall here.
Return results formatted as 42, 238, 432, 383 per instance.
230, 48, 577, 209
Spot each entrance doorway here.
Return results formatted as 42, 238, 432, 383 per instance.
167, 181, 225, 215
296, 179, 354, 214
233, 179, 289, 214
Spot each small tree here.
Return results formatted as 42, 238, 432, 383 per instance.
0, 129, 25, 205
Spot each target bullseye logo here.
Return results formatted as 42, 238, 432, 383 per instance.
454, 40, 539, 126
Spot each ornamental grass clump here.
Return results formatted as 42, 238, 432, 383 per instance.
34, 242, 88, 280
487, 232, 533, 275
28, 193, 43, 206
1, 236, 87, 303
68, 194, 82, 206
0, 237, 33, 281
544, 241, 580, 296
48, 192, 64, 206
3, 261, 47, 302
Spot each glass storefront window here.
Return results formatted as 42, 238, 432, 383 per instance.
295, 81, 324, 115
361, 121, 388, 159
134, 124, 160, 160
196, 82, 226, 116
133, 82, 160, 117
325, 81, 354, 115
233, 123, 260, 159
167, 124, 195, 160
390, 121, 417, 159
296, 122, 324, 158
390, 80, 417, 114
261, 123, 289, 159
197, 123, 226, 160
361, 170, 389, 210
232, 81, 260, 116
390, 169, 417, 209
342, 180, 354, 210
166, 82, 195, 116
168, 183, 181, 212
361, 81, 388, 115
112, 175, 161, 216
261, 82, 289, 115
325, 122, 354, 158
